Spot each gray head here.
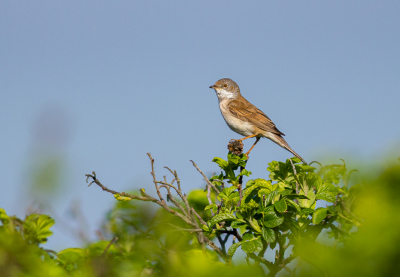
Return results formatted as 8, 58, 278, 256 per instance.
209, 78, 241, 100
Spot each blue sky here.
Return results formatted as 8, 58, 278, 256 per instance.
1, 1, 400, 250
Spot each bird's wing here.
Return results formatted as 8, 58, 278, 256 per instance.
228, 97, 285, 136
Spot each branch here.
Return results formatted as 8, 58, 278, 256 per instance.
147, 153, 165, 202
86, 172, 197, 228
85, 172, 157, 202
203, 236, 228, 262
248, 253, 274, 271
216, 234, 227, 255
86, 154, 221, 264
191, 207, 207, 226
102, 236, 118, 257
190, 160, 220, 194
158, 185, 189, 218
168, 223, 203, 233
157, 173, 191, 215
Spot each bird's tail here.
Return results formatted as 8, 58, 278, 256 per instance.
268, 133, 307, 164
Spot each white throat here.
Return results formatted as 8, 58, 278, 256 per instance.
215, 88, 235, 101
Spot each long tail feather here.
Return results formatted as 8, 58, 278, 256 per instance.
265, 133, 307, 164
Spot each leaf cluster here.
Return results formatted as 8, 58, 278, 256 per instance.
204, 153, 362, 272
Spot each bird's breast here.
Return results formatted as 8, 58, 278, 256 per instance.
219, 101, 255, 137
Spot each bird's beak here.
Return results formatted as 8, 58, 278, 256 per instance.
209, 85, 216, 89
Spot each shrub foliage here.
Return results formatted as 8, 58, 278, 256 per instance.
1, 150, 400, 277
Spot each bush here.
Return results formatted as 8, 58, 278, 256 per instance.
1, 151, 400, 276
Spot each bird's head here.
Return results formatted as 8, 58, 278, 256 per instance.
209, 78, 240, 100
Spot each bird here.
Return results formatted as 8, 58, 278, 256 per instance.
209, 78, 306, 163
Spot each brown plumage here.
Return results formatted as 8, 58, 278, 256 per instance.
210, 78, 306, 163
228, 96, 285, 136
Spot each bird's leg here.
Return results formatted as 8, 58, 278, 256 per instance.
237, 134, 258, 142
245, 137, 261, 158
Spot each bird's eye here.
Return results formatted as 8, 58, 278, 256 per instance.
223, 84, 228, 88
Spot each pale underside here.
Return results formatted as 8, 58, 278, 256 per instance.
219, 99, 285, 147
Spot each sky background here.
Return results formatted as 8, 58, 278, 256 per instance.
1, 1, 400, 251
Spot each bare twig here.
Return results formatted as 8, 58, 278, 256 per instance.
190, 160, 220, 194
167, 223, 203, 233
85, 172, 156, 202
87, 154, 228, 264
158, 185, 189, 217
203, 236, 228, 262
102, 236, 118, 257
192, 207, 207, 226
147, 153, 165, 202
86, 172, 197, 228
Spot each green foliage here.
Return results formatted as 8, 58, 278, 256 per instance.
206, 153, 363, 273
212, 152, 250, 186
0, 210, 55, 245
2, 150, 400, 276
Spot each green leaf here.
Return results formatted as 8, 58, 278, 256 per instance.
208, 213, 237, 227
201, 224, 210, 232
217, 186, 237, 201
280, 189, 292, 196
246, 179, 256, 188
248, 217, 262, 233
255, 179, 272, 190
205, 204, 218, 213
275, 199, 288, 213
212, 157, 229, 169
290, 157, 302, 164
231, 219, 246, 229
298, 190, 316, 209
262, 227, 276, 243
263, 210, 284, 228
0, 208, 10, 224
114, 194, 132, 201
284, 194, 310, 200
318, 182, 339, 194
312, 208, 329, 224
264, 190, 280, 206
316, 191, 336, 203
58, 248, 87, 270
241, 235, 263, 254
88, 241, 118, 256
228, 242, 242, 257
285, 199, 301, 213
228, 153, 241, 164
301, 208, 315, 215
23, 214, 55, 244
242, 232, 254, 241
258, 188, 271, 198
239, 168, 252, 177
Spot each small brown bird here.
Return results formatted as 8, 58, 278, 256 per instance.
210, 78, 306, 163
